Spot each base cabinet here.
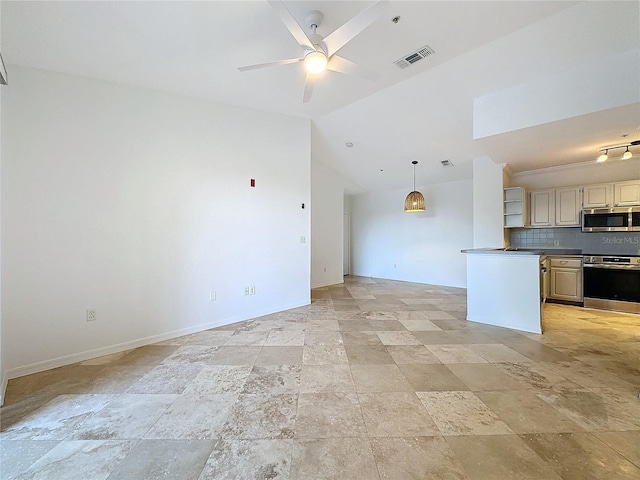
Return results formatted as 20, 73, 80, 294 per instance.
548, 257, 583, 302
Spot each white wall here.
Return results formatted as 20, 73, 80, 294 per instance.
472, 156, 505, 248
311, 159, 345, 288
350, 179, 473, 288
0, 3, 4, 403
2, 66, 311, 378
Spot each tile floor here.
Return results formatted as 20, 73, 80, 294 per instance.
1, 276, 639, 479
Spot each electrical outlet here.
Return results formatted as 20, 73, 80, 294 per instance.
250, 286, 256, 295
210, 291, 216, 301
554, 240, 560, 246
244, 287, 250, 296
300, 236, 306, 244
86, 309, 96, 322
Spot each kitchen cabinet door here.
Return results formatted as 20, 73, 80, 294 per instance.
550, 267, 583, 302
555, 187, 581, 226
530, 190, 554, 227
614, 180, 640, 206
582, 184, 612, 208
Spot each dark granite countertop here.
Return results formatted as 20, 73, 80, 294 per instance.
462, 248, 583, 256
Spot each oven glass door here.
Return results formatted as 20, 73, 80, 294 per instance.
584, 266, 640, 303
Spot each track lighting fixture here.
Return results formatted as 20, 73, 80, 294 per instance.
596, 141, 638, 162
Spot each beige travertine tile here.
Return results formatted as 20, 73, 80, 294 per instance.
255, 346, 303, 365
521, 432, 640, 480
351, 364, 413, 392
12, 440, 136, 480
218, 393, 297, 440
200, 439, 292, 480
241, 365, 301, 394
224, 330, 269, 346
476, 390, 584, 433
264, 329, 305, 346
72, 394, 178, 440
359, 392, 440, 437
465, 343, 532, 363
376, 331, 421, 345
304, 331, 343, 345
398, 318, 442, 331
425, 345, 488, 364
208, 346, 262, 365
386, 345, 442, 364
182, 365, 251, 395
299, 365, 355, 393
145, 393, 238, 439
125, 363, 203, 394
290, 438, 379, 480
416, 391, 512, 436
594, 431, 640, 466
447, 364, 524, 391
302, 345, 349, 365
2, 394, 116, 441
398, 364, 469, 391
446, 435, 562, 480
295, 392, 367, 438
341, 330, 383, 345
3, 276, 639, 479
107, 439, 215, 479
371, 436, 469, 480
0, 439, 60, 478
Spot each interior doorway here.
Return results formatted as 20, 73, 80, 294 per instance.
343, 213, 351, 276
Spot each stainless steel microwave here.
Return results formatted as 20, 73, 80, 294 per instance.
582, 206, 640, 232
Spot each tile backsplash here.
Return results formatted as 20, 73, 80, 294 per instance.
509, 228, 640, 255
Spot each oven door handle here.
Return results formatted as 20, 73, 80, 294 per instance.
583, 264, 640, 270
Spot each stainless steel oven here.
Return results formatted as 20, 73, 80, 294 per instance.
583, 255, 640, 314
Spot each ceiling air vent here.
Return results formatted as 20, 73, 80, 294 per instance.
441, 159, 454, 168
394, 45, 435, 69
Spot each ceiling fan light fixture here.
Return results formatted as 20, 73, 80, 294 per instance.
304, 50, 328, 74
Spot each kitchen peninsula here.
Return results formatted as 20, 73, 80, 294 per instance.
462, 248, 581, 334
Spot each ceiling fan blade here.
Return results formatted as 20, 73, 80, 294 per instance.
268, 0, 315, 51
327, 55, 378, 81
238, 57, 303, 72
303, 73, 317, 103
323, 0, 390, 57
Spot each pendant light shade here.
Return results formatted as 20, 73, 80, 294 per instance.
404, 161, 425, 212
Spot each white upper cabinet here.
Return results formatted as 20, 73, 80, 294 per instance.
555, 188, 581, 226
582, 184, 612, 208
614, 180, 640, 206
530, 187, 581, 227
582, 180, 640, 208
530, 189, 554, 226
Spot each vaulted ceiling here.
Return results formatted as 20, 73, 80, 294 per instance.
2, 1, 639, 192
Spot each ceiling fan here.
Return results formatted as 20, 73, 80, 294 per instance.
238, 0, 390, 103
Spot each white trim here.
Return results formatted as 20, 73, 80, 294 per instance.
511, 156, 640, 178
4, 301, 309, 382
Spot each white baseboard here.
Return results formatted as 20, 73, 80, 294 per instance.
4, 300, 310, 382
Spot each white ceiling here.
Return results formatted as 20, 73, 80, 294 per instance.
2, 1, 639, 193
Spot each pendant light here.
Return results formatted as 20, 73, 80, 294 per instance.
404, 161, 425, 212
